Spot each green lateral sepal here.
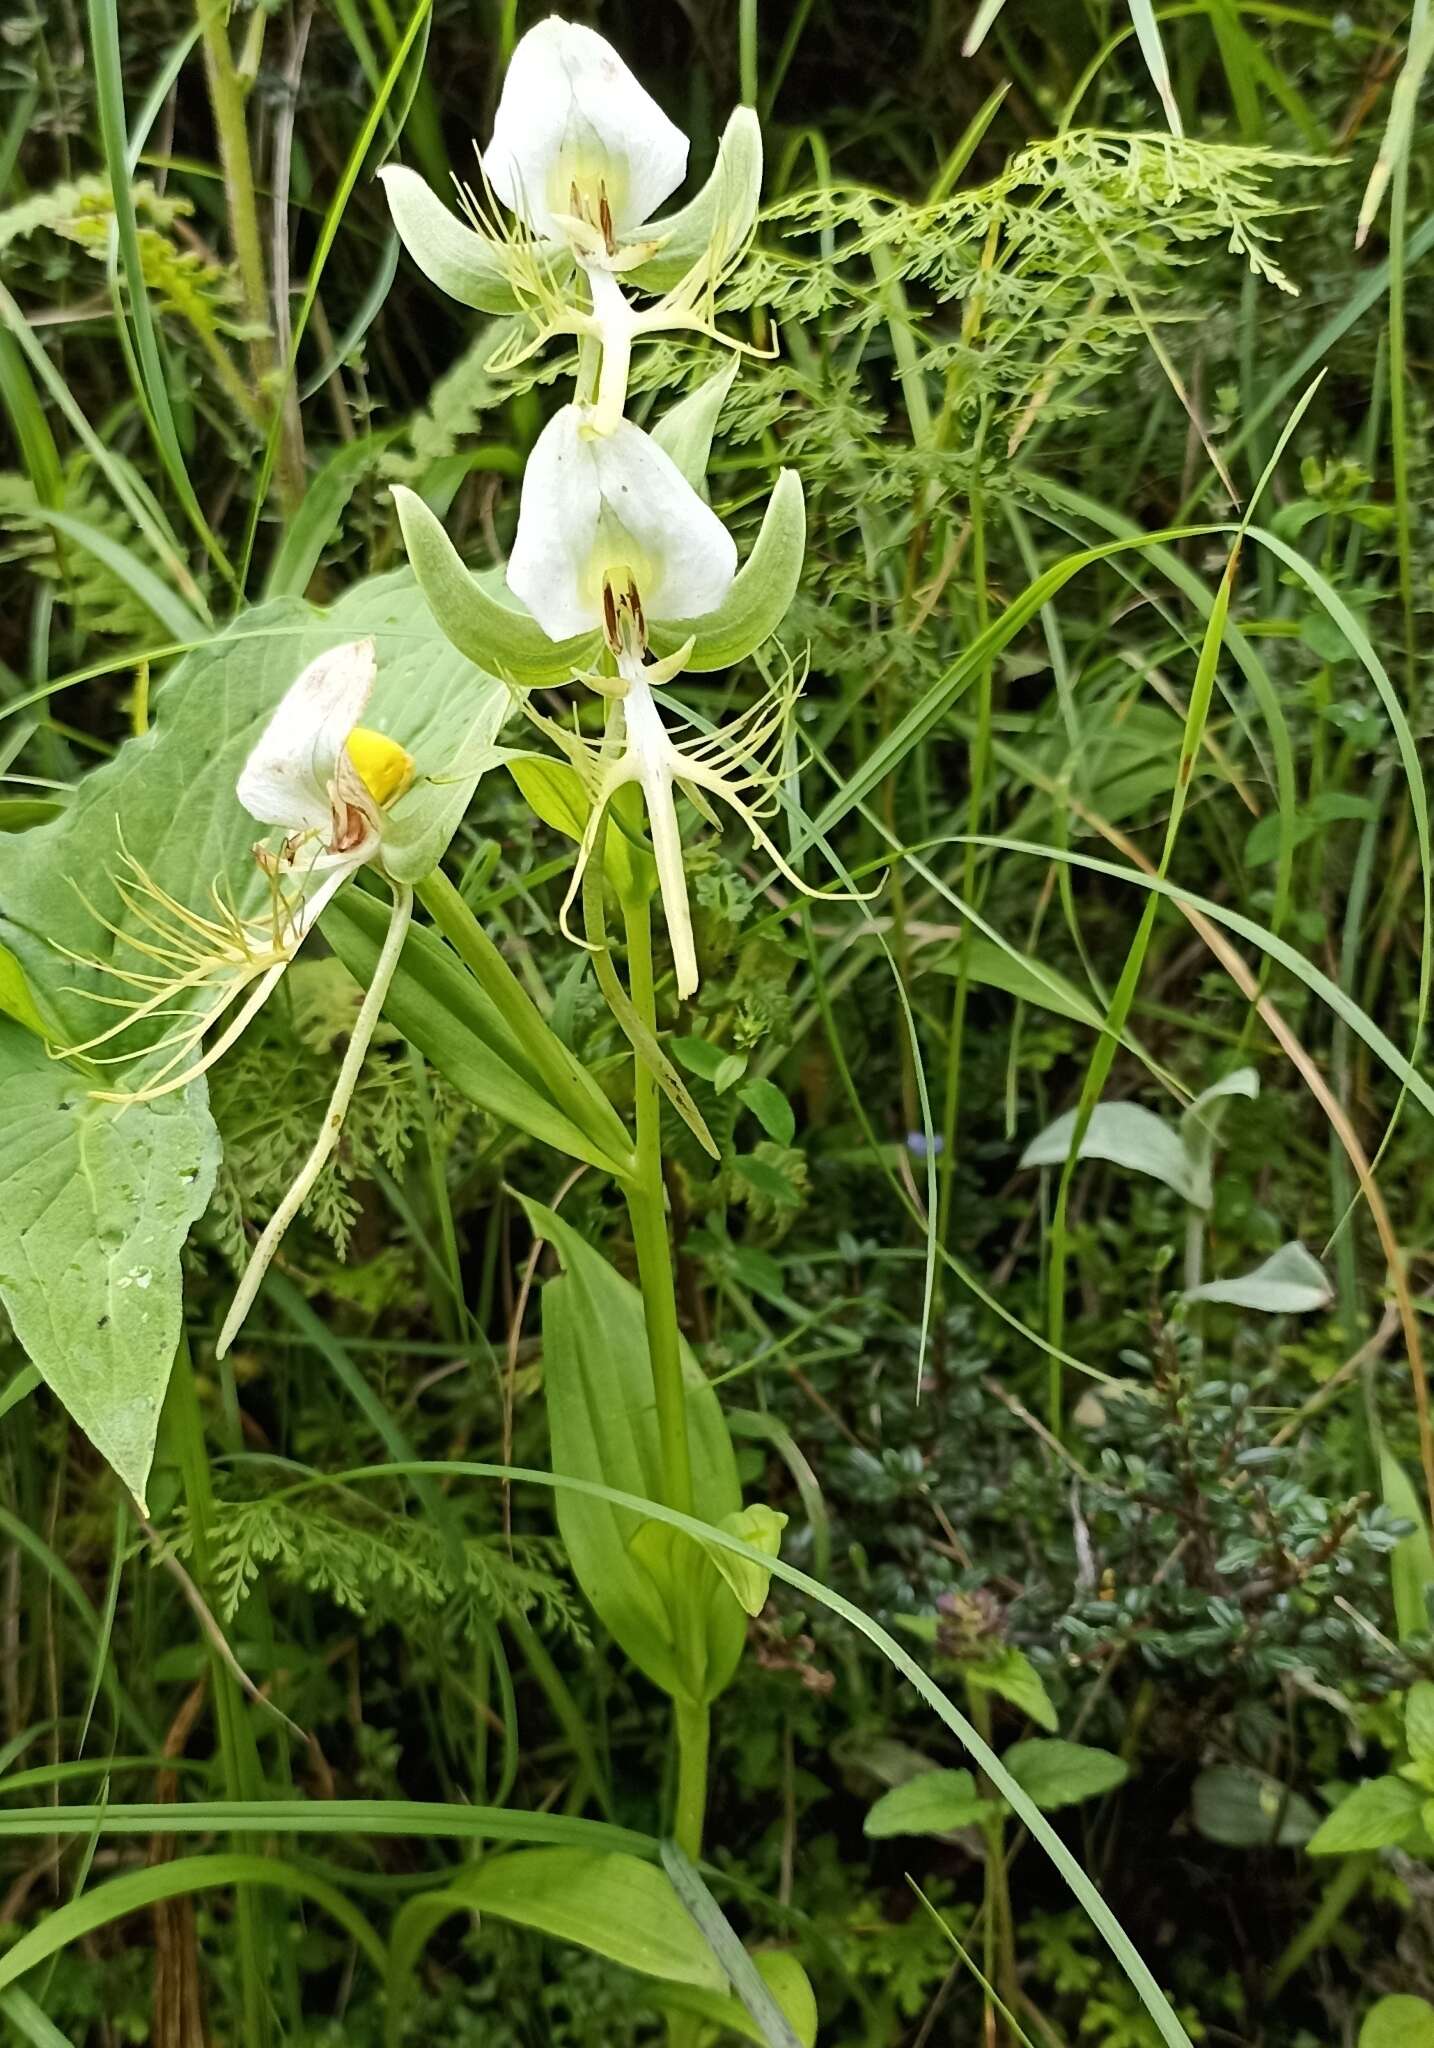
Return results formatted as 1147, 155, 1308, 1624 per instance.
628, 107, 764, 294
648, 469, 806, 672
393, 484, 600, 686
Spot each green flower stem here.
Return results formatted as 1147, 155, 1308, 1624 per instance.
417, 867, 636, 1182
617, 886, 708, 1862
620, 885, 695, 1519
194, 0, 271, 385
672, 1694, 710, 1861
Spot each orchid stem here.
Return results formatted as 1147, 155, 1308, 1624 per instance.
217, 882, 413, 1356
621, 883, 694, 1518
619, 882, 707, 1865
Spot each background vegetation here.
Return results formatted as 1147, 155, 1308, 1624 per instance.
2, 1, 1433, 2043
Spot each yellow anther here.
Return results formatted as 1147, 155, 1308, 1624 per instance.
345, 727, 414, 808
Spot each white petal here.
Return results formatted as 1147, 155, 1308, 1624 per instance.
506, 406, 604, 640
589, 419, 737, 622
482, 17, 687, 241
506, 409, 738, 641
237, 639, 377, 833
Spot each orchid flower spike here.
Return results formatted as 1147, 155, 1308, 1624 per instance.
504, 407, 854, 1001
56, 641, 414, 1107
379, 19, 765, 434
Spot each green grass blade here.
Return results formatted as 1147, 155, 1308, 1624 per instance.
85, 0, 234, 588
0, 1854, 387, 1991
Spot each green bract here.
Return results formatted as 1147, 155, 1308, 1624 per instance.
393, 467, 806, 685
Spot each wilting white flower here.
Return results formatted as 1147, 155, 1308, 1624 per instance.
238, 638, 412, 887
507, 405, 735, 640
483, 17, 687, 259
216, 642, 417, 1355
59, 641, 414, 1104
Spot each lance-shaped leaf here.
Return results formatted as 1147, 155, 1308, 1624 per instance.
0, 1019, 218, 1511
522, 1195, 746, 1704
1020, 1099, 1201, 1206
322, 885, 634, 1180
628, 107, 764, 294
648, 468, 806, 673
377, 164, 573, 314
392, 484, 599, 687
1184, 1240, 1332, 1315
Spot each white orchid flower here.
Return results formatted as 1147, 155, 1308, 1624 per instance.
59, 640, 414, 1108
483, 17, 688, 261
507, 404, 736, 641
216, 642, 417, 1355
237, 638, 413, 886
380, 20, 764, 436
505, 407, 827, 1001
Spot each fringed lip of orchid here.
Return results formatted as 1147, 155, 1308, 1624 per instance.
522, 645, 874, 1004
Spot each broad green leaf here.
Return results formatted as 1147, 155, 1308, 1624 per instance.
1002, 1740, 1130, 1811
378, 163, 571, 313
652, 358, 739, 492
648, 470, 807, 673
628, 107, 764, 294
863, 1768, 993, 1839
0, 573, 508, 1056
1407, 1682, 1434, 1768
1381, 1451, 1434, 1644
931, 935, 1104, 1029
321, 886, 633, 1178
1361, 1997, 1434, 2048
963, 1647, 1058, 1731
1021, 1100, 1200, 1206
458, 1848, 728, 1991
1307, 1775, 1424, 1856
1184, 1241, 1332, 1314
522, 1196, 745, 1702
1190, 1765, 1319, 1848
0, 1019, 218, 1512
